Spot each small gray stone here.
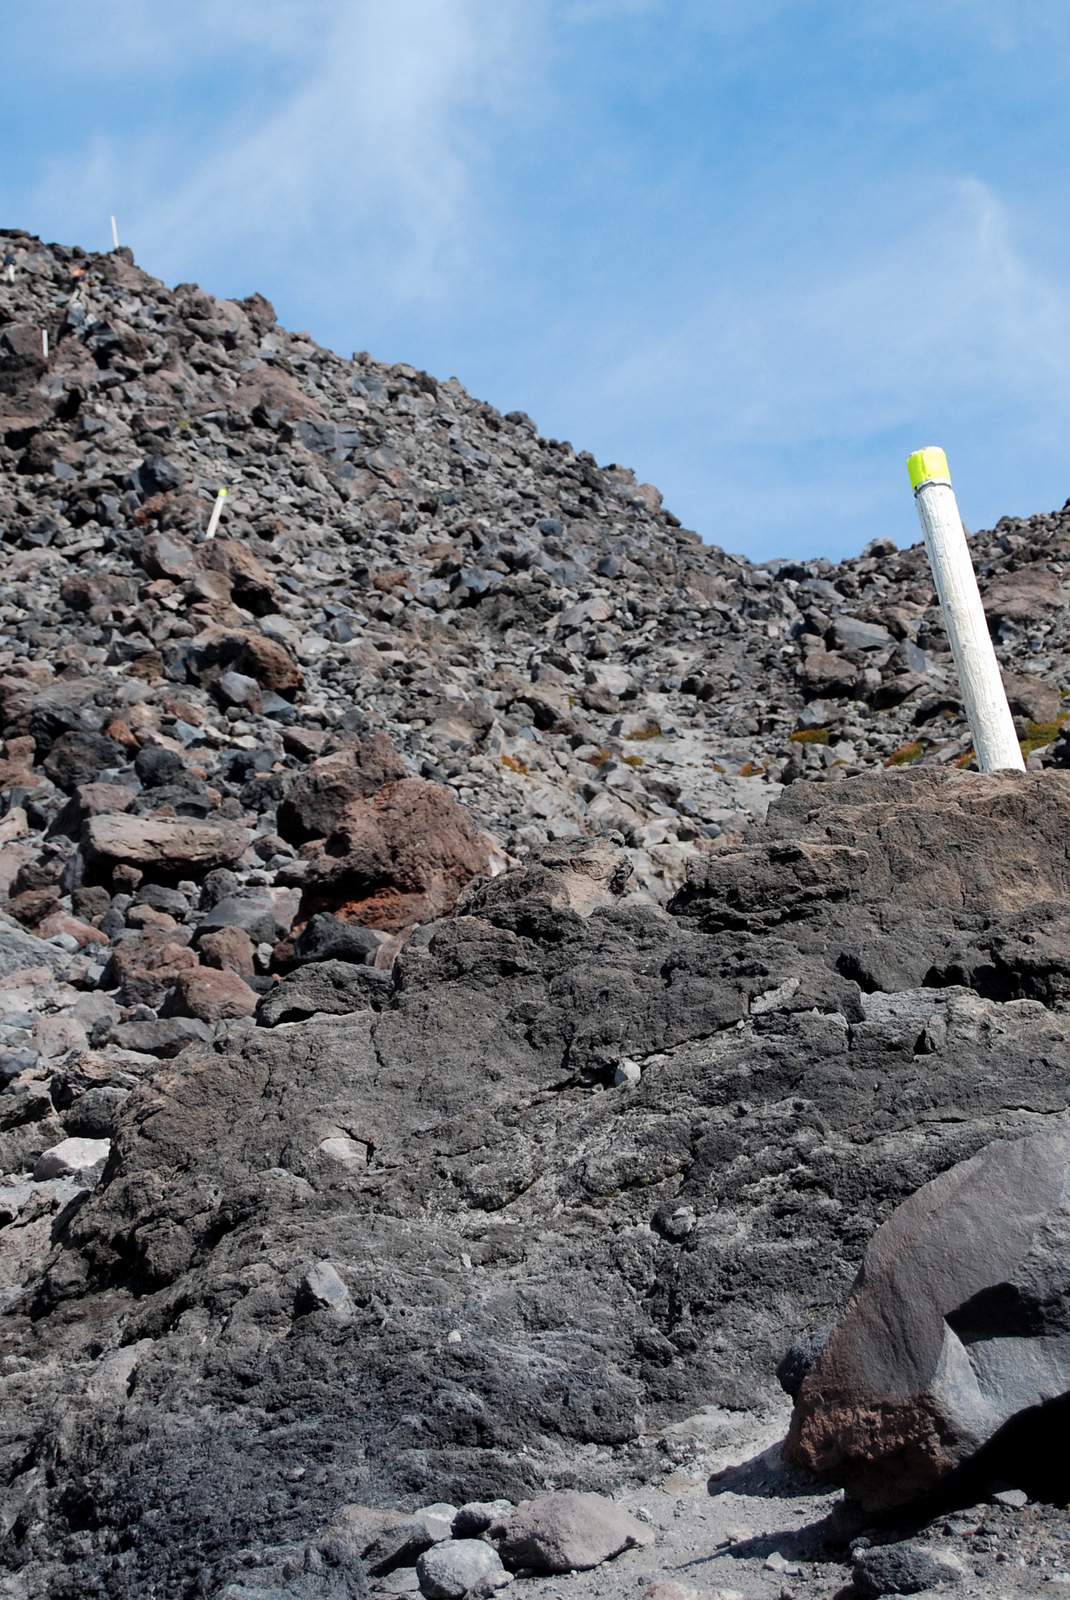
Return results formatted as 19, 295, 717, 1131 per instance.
990, 1486, 1028, 1508
416, 1540, 506, 1600
379, 1569, 421, 1595
215, 671, 263, 712
365, 1522, 435, 1577
852, 1542, 962, 1597
414, 1505, 457, 1544
298, 1262, 352, 1316
197, 895, 279, 947
112, 1017, 212, 1058
831, 616, 892, 652
294, 914, 383, 966
452, 1502, 513, 1539
33, 1136, 111, 1181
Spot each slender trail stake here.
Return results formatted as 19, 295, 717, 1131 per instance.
204, 487, 227, 540
110, 215, 119, 250
908, 446, 1024, 773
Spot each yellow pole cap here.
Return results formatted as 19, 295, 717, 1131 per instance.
907, 446, 951, 491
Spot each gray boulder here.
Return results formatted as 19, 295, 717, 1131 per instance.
293, 913, 382, 965
852, 1542, 962, 1597
415, 1540, 506, 1599
452, 1501, 513, 1538
197, 894, 279, 947
489, 1491, 652, 1573
785, 1126, 1070, 1509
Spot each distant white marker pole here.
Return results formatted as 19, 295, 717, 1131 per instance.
204, 487, 227, 540
110, 215, 119, 250
908, 446, 1024, 772
41, 329, 48, 360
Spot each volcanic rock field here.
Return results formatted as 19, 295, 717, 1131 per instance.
1, 229, 1070, 1599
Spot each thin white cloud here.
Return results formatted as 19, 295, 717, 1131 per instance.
31, 1, 541, 315
520, 176, 1070, 554
575, 179, 1070, 449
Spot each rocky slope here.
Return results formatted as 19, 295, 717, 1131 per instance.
0, 230, 1069, 1600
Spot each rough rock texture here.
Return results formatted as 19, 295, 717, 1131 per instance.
852, 1541, 963, 1596
416, 1538, 506, 1598
301, 776, 492, 929
84, 813, 249, 872
489, 1491, 652, 1572
784, 1126, 1070, 1510
0, 766, 1068, 1596
1, 230, 1070, 1597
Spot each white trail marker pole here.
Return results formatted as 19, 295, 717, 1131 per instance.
204, 487, 227, 540
908, 446, 1023, 772
110, 215, 119, 250
41, 329, 48, 360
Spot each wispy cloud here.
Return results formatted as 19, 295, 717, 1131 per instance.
535, 178, 1070, 554
29, 1, 540, 318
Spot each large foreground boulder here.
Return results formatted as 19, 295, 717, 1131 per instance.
783, 1126, 1070, 1509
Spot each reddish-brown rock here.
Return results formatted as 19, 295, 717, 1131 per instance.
138, 531, 195, 580
0, 734, 37, 792
35, 911, 107, 947
673, 768, 1070, 931
198, 926, 256, 975
58, 572, 136, 612
49, 782, 136, 840
108, 928, 199, 1008
0, 844, 37, 900
6, 888, 60, 928
302, 776, 491, 931
1001, 669, 1062, 727
982, 566, 1064, 627
277, 733, 407, 845
191, 626, 303, 695
108, 932, 196, 987
195, 539, 276, 615
169, 967, 257, 1022
84, 814, 249, 873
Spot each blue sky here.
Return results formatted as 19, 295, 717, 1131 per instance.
3, 2, 1070, 560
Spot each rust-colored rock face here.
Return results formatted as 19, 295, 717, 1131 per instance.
783, 1126, 1070, 1509
190, 625, 303, 695
301, 776, 491, 931
169, 967, 258, 1022
276, 733, 407, 845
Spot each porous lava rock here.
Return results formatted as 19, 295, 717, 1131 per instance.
169, 966, 258, 1023
83, 814, 249, 874
277, 733, 408, 845
4, 228, 1070, 1598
